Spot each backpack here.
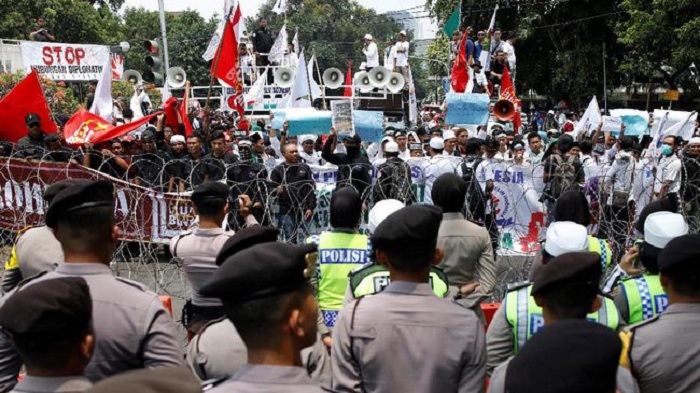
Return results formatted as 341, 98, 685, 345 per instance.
461, 157, 487, 222
549, 154, 578, 199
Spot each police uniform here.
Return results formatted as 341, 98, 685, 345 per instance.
0, 180, 183, 391
331, 205, 486, 393
198, 242, 326, 393
0, 277, 94, 393
170, 182, 234, 331
86, 367, 200, 393
620, 234, 700, 393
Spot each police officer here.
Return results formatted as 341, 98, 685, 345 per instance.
0, 277, 94, 392
226, 138, 269, 229
373, 140, 415, 205
1, 180, 75, 292
620, 234, 700, 392
486, 222, 620, 375
307, 188, 369, 332
344, 199, 451, 304
331, 205, 486, 392
199, 242, 326, 392
0, 180, 183, 391
87, 367, 200, 393
170, 182, 234, 334
614, 212, 688, 325
488, 252, 628, 392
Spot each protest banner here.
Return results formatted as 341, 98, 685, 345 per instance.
331, 100, 353, 136
271, 109, 287, 130
651, 109, 697, 140
445, 92, 490, 125
609, 109, 649, 136
20, 41, 110, 81
286, 108, 333, 135
601, 116, 622, 133
353, 110, 384, 143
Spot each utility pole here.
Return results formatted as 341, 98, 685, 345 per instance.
158, 0, 170, 71
603, 41, 607, 114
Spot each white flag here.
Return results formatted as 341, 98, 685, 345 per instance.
483, 5, 498, 72
307, 55, 322, 101
408, 66, 417, 124
290, 51, 312, 108
89, 59, 113, 122
292, 29, 300, 55
268, 24, 288, 64
272, 0, 287, 14
572, 96, 602, 139
245, 67, 268, 107
161, 79, 171, 105
203, 1, 244, 61
665, 111, 697, 139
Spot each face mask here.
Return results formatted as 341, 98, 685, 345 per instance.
661, 145, 673, 156
346, 145, 360, 156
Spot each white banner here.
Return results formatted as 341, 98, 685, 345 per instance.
20, 41, 110, 81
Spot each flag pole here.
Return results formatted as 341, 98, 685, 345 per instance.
314, 50, 327, 110
206, 6, 234, 109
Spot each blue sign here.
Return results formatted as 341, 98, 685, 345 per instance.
353, 110, 384, 143
271, 109, 286, 130
445, 93, 490, 125
287, 110, 333, 136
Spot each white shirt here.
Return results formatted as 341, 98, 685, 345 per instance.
604, 151, 635, 205
394, 41, 409, 67
363, 42, 379, 67
423, 155, 457, 205
654, 154, 682, 194
384, 46, 395, 71
299, 150, 323, 166
474, 69, 488, 88
501, 41, 516, 69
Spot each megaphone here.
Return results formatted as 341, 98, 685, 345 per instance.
354, 71, 373, 93
368, 66, 390, 87
166, 67, 187, 89
493, 99, 515, 121
122, 70, 143, 85
386, 72, 405, 93
322, 68, 343, 89
274, 67, 295, 88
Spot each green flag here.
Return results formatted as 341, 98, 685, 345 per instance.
442, 8, 459, 36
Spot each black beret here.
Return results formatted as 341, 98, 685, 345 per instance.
531, 252, 601, 296
191, 182, 229, 205
505, 319, 620, 393
0, 277, 92, 340
45, 180, 115, 229
201, 242, 316, 302
43, 179, 82, 203
658, 234, 700, 272
215, 226, 280, 266
371, 205, 443, 252
87, 367, 201, 393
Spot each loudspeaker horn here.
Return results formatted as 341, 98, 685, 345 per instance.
166, 67, 187, 88
493, 99, 515, 121
322, 68, 344, 89
354, 71, 373, 93
122, 70, 143, 85
368, 66, 390, 87
274, 67, 295, 88
386, 72, 405, 93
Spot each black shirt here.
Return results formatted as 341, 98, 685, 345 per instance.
321, 136, 372, 197
131, 152, 168, 189
490, 60, 509, 83
252, 28, 274, 54
202, 152, 238, 182
270, 162, 316, 215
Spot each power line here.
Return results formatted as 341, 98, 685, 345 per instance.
532, 10, 624, 30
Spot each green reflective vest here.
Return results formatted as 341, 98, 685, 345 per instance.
620, 275, 667, 324
317, 231, 369, 313
588, 236, 613, 272
348, 264, 450, 299
504, 284, 620, 353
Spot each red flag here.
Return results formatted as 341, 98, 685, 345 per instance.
180, 85, 195, 136
163, 97, 180, 133
211, 5, 241, 88
451, 32, 470, 93
0, 71, 58, 143
499, 67, 522, 130
343, 59, 353, 97
64, 109, 160, 146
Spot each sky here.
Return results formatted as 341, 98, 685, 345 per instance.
123, 0, 431, 23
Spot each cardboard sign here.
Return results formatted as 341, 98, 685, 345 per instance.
331, 100, 354, 137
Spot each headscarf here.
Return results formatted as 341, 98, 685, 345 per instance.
553, 190, 590, 227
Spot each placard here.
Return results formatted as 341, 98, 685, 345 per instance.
601, 116, 622, 133
609, 109, 649, 136
20, 41, 110, 81
353, 110, 384, 143
270, 109, 286, 130
286, 109, 333, 136
331, 100, 353, 136
445, 92, 490, 125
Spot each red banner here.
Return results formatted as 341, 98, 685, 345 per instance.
0, 158, 193, 243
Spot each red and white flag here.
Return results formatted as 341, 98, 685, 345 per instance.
211, 5, 241, 88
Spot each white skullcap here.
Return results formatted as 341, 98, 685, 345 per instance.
300, 134, 316, 143
430, 137, 444, 150
399, 30, 407, 36
644, 212, 688, 249
443, 130, 456, 140
368, 199, 405, 233
364, 34, 373, 40
384, 141, 399, 153
689, 137, 700, 145
170, 135, 186, 144
544, 222, 590, 257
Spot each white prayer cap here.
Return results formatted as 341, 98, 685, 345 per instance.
364, 34, 373, 40
544, 222, 590, 257
547, 110, 555, 115
430, 137, 444, 150
689, 137, 700, 145
368, 199, 405, 233
170, 135, 186, 144
384, 141, 399, 153
399, 30, 407, 36
443, 130, 456, 140
300, 135, 316, 143
644, 212, 688, 249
